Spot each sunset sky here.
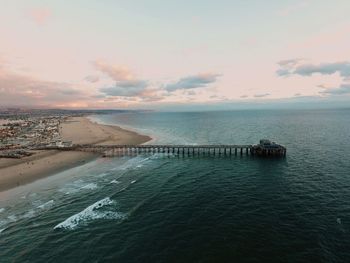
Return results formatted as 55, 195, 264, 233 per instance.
1, 0, 350, 110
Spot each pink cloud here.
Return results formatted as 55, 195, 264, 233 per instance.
0, 64, 91, 108
28, 8, 52, 26
93, 60, 134, 81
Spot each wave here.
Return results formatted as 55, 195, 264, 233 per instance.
0, 208, 4, 213
81, 183, 98, 190
54, 197, 125, 230
110, 180, 120, 184
98, 172, 109, 177
59, 180, 98, 195
37, 200, 54, 210
117, 156, 151, 170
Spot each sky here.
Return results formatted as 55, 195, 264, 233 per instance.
1, 0, 350, 110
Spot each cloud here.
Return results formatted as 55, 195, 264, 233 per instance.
99, 80, 148, 97
93, 60, 133, 81
254, 93, 270, 98
277, 60, 350, 78
186, 90, 196, 96
276, 58, 305, 76
59, 89, 83, 95
27, 8, 52, 25
294, 62, 350, 77
0, 63, 90, 107
240, 95, 248, 98
92, 60, 162, 100
85, 75, 100, 83
165, 73, 219, 92
277, 58, 303, 67
276, 68, 292, 76
115, 80, 148, 89
319, 84, 350, 95
277, 59, 350, 97
138, 90, 165, 102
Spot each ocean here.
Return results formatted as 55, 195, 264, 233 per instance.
1, 109, 350, 262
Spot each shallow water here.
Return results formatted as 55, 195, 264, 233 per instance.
1, 109, 350, 262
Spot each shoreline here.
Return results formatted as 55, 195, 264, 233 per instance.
87, 115, 158, 144
0, 116, 151, 192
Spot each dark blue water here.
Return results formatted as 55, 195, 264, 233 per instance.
1, 109, 350, 262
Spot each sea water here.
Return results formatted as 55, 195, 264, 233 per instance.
1, 109, 350, 262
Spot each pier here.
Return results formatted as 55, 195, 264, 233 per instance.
40, 139, 286, 157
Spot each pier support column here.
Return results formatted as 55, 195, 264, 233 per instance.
240, 148, 243, 155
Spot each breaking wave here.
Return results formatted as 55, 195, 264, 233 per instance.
81, 183, 98, 190
37, 200, 54, 210
54, 197, 125, 230
110, 180, 120, 184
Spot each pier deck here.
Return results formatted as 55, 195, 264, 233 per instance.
37, 142, 286, 157
80, 144, 253, 157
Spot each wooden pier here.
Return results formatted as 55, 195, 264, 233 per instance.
98, 144, 253, 157
45, 139, 286, 157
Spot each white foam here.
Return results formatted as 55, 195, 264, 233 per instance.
23, 209, 36, 219
59, 179, 86, 195
110, 180, 120, 184
7, 215, 17, 222
54, 197, 125, 230
131, 180, 136, 184
37, 200, 54, 210
81, 183, 98, 190
118, 156, 151, 170
0, 208, 4, 213
0, 228, 5, 234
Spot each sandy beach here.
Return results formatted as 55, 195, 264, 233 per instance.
0, 116, 151, 192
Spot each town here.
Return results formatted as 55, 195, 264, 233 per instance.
0, 108, 140, 158
0, 114, 71, 158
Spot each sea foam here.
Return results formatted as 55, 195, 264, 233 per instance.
37, 200, 54, 210
81, 183, 98, 190
54, 197, 125, 230
110, 180, 120, 184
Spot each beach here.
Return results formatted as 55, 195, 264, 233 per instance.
0, 116, 151, 192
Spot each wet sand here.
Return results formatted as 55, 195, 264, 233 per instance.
0, 117, 151, 192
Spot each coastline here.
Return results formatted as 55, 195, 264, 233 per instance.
88, 115, 158, 144
0, 116, 151, 192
